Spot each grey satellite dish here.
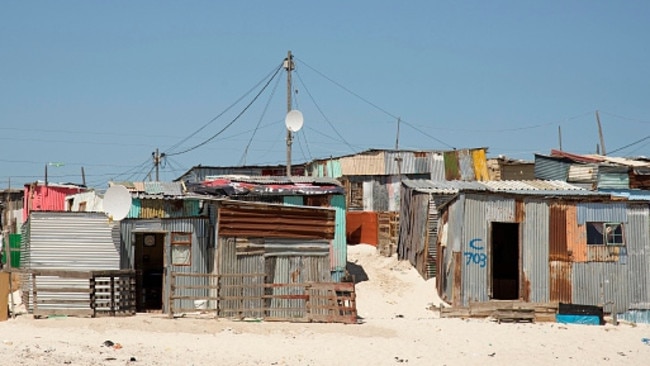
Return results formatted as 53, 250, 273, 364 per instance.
285, 109, 304, 132
103, 185, 132, 221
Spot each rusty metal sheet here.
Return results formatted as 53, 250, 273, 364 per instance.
587, 245, 620, 262
453, 251, 462, 306
566, 205, 587, 262
550, 260, 572, 303
549, 203, 570, 261
218, 201, 335, 239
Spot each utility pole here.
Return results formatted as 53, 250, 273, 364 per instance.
596, 110, 606, 156
284, 50, 294, 176
558, 125, 563, 151
394, 118, 403, 182
152, 148, 165, 181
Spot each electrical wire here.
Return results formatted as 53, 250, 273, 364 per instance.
599, 111, 650, 125
164, 62, 284, 155
239, 66, 284, 165
608, 134, 650, 155
165, 64, 284, 157
296, 57, 458, 150
400, 120, 455, 149
294, 70, 356, 153
296, 57, 399, 120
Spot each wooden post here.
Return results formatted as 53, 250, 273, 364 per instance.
110, 276, 115, 316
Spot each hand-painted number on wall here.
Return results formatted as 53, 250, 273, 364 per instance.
464, 238, 487, 268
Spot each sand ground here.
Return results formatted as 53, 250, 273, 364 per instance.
1, 244, 649, 366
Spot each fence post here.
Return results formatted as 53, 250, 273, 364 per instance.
32, 272, 38, 317
168, 272, 175, 318
89, 275, 96, 317
110, 275, 116, 316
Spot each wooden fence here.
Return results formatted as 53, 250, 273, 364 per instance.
27, 269, 136, 317
169, 272, 357, 324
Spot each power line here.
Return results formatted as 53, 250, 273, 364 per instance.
608, 134, 650, 155
164, 62, 284, 155
165, 64, 284, 157
294, 70, 356, 153
295, 57, 399, 121
400, 120, 455, 149
295, 57, 456, 150
599, 111, 650, 125
240, 66, 284, 165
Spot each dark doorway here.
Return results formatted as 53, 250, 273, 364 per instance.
134, 233, 165, 311
491, 222, 519, 300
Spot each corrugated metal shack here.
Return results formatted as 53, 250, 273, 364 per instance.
399, 179, 650, 322
176, 164, 306, 183
20, 211, 126, 316
208, 200, 342, 321
487, 157, 536, 181
535, 150, 650, 191
306, 148, 489, 255
307, 148, 489, 211
23, 181, 87, 222
186, 175, 348, 282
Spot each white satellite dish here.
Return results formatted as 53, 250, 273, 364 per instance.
103, 185, 132, 221
285, 109, 304, 132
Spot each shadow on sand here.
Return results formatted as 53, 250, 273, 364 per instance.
345, 261, 369, 284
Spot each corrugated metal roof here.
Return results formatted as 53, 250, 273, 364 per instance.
205, 175, 341, 186
402, 179, 486, 194
110, 181, 185, 196
600, 189, 650, 201
587, 155, 650, 167
403, 179, 602, 196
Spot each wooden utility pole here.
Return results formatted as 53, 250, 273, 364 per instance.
596, 110, 606, 155
394, 118, 403, 181
153, 148, 165, 181
285, 50, 294, 176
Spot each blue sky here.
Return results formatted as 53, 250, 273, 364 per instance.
2, 1, 649, 188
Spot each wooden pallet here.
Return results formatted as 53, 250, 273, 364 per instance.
492, 308, 535, 323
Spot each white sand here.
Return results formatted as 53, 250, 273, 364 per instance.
1, 244, 649, 365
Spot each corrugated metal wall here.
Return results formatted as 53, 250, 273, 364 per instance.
340, 152, 386, 175
330, 194, 347, 280
624, 206, 650, 309
597, 167, 630, 189
458, 150, 476, 181
21, 212, 121, 312
573, 262, 629, 313
430, 154, 446, 181
218, 201, 335, 239
23, 212, 119, 270
218, 236, 331, 318
522, 200, 550, 303
126, 199, 202, 219
568, 164, 598, 184
576, 202, 628, 224
120, 217, 211, 312
534, 155, 570, 180
397, 189, 429, 276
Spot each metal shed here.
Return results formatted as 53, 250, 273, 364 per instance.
399, 179, 650, 322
